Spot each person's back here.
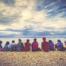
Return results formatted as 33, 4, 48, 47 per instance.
24, 39, 31, 51
4, 41, 10, 51
64, 41, 66, 50
57, 40, 63, 51
17, 39, 24, 51
41, 37, 49, 52
0, 41, 3, 51
10, 40, 17, 51
32, 39, 39, 51
49, 40, 54, 51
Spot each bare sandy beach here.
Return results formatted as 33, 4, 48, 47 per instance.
0, 51, 66, 66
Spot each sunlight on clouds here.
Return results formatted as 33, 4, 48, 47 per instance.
22, 10, 33, 20
0, 0, 66, 36
0, 25, 8, 30
31, 17, 66, 32
0, 2, 15, 16
32, 10, 47, 23
8, 0, 36, 29
0, 0, 33, 17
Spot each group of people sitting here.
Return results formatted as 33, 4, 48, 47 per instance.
0, 37, 66, 52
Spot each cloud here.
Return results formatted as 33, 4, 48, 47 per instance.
36, 0, 66, 17
0, 0, 36, 25
0, 0, 66, 37
0, 15, 19, 25
0, 0, 15, 6
0, 28, 66, 38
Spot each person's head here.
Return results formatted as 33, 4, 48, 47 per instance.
18, 39, 22, 42
64, 41, 66, 44
57, 40, 61, 42
42, 37, 46, 42
64, 41, 66, 45
0, 40, 2, 44
26, 39, 30, 43
12, 40, 15, 43
34, 38, 37, 42
6, 41, 9, 45
49, 40, 52, 43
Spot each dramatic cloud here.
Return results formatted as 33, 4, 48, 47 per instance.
36, 0, 66, 17
0, 0, 66, 37
0, 0, 15, 6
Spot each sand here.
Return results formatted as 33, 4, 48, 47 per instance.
0, 51, 66, 66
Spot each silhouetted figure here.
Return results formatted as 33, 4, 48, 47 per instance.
24, 39, 31, 51
32, 38, 39, 51
55, 44, 57, 51
63, 41, 66, 50
49, 40, 55, 51
11, 40, 16, 51
0, 41, 3, 51
17, 39, 24, 51
56, 40, 64, 51
4, 41, 10, 51
41, 37, 49, 52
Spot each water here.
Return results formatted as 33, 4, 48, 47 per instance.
0, 38, 66, 48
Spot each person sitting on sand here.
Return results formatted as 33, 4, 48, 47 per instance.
24, 39, 31, 51
56, 40, 64, 51
63, 41, 66, 50
10, 40, 17, 51
41, 37, 49, 52
32, 38, 39, 51
4, 41, 10, 51
17, 39, 24, 51
49, 40, 55, 51
0, 41, 3, 51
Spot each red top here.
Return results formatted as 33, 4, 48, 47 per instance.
24, 42, 31, 51
32, 42, 38, 50
42, 41, 49, 52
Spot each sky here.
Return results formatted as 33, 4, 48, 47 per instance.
0, 0, 66, 38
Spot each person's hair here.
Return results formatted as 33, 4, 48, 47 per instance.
18, 39, 22, 41
43, 37, 46, 40
57, 40, 61, 42
6, 41, 9, 45
12, 40, 15, 43
0, 40, 2, 44
49, 40, 52, 42
27, 39, 29, 42
34, 38, 37, 41
64, 41, 66, 43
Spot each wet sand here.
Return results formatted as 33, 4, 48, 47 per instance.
0, 51, 66, 66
